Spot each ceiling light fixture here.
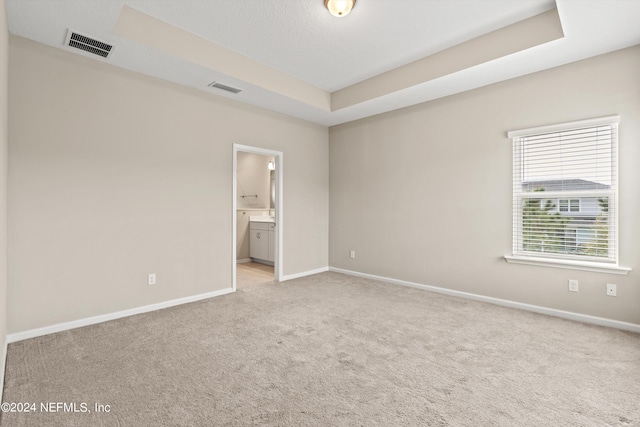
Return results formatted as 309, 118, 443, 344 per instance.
325, 0, 356, 17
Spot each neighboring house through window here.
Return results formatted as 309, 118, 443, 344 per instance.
558, 199, 580, 213
507, 116, 619, 265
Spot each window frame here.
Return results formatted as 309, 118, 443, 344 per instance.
504, 115, 630, 275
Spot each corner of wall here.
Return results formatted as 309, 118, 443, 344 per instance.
0, 0, 9, 404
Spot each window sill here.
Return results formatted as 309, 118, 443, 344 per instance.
504, 255, 631, 275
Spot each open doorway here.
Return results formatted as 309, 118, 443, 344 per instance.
232, 144, 283, 291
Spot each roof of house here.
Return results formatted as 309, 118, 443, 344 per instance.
522, 179, 610, 192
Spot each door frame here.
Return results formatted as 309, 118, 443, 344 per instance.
232, 144, 283, 291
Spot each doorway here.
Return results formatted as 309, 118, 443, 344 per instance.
232, 144, 283, 291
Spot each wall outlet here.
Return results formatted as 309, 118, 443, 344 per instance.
148, 273, 156, 286
349, 250, 356, 259
606, 283, 617, 297
568, 279, 579, 292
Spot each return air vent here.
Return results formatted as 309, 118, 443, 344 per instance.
64, 30, 113, 58
208, 81, 242, 94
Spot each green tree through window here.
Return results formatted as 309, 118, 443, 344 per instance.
522, 189, 570, 254
580, 198, 609, 257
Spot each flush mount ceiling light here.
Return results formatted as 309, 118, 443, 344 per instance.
325, 0, 356, 17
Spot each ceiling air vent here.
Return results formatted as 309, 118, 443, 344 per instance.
64, 30, 113, 58
208, 81, 242, 94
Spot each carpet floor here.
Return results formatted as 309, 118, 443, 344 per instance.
2, 272, 639, 426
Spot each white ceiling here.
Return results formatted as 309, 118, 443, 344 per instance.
5, 0, 640, 126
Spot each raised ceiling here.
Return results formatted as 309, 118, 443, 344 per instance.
5, 0, 640, 126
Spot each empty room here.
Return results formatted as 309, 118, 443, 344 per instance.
0, 0, 639, 425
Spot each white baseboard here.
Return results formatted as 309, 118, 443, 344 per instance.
329, 267, 640, 334
7, 287, 235, 343
236, 258, 252, 264
252, 259, 274, 267
280, 266, 329, 282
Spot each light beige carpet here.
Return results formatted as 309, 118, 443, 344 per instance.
2, 272, 639, 426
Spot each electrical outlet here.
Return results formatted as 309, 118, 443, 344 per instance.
148, 273, 156, 286
568, 279, 579, 292
349, 250, 356, 259
606, 284, 617, 297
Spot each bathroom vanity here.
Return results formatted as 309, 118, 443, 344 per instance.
249, 216, 275, 264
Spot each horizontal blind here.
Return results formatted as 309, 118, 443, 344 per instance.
511, 118, 618, 262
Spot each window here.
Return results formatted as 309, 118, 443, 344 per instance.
508, 116, 619, 266
558, 199, 580, 213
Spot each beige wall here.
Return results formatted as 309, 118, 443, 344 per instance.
330, 45, 640, 325
237, 152, 271, 210
8, 37, 329, 333
0, 0, 9, 381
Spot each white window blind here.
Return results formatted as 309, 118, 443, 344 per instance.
509, 116, 618, 263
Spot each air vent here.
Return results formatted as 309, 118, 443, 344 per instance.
64, 30, 113, 58
208, 81, 242, 94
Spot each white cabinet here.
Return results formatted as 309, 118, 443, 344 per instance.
236, 209, 269, 261
250, 229, 269, 261
250, 221, 275, 263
